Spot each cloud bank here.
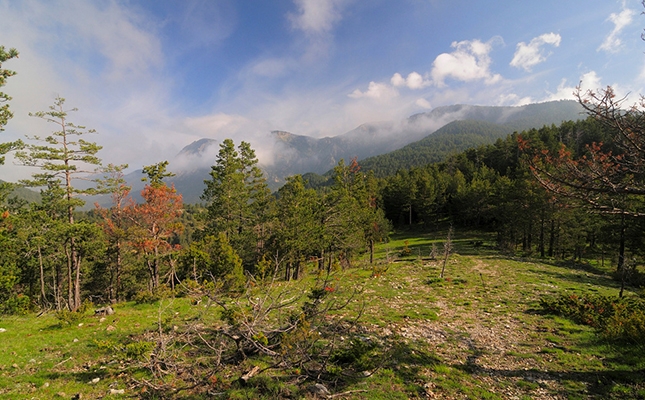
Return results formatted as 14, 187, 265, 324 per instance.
510, 33, 561, 72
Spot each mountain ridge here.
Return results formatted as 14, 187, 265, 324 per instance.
106, 100, 586, 205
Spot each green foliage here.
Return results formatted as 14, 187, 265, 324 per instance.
0, 293, 31, 315
202, 139, 272, 268
141, 161, 174, 188
331, 336, 380, 371
0, 45, 19, 132
133, 285, 174, 304
125, 340, 155, 360
0, 46, 22, 166
55, 308, 86, 326
182, 233, 245, 291
541, 293, 645, 344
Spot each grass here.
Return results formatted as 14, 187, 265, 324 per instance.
1, 229, 645, 398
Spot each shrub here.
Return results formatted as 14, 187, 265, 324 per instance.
55, 308, 85, 326
133, 285, 174, 304
541, 293, 645, 343
0, 294, 31, 315
399, 240, 412, 257
125, 340, 155, 360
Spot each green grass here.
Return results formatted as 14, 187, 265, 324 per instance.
2, 230, 645, 398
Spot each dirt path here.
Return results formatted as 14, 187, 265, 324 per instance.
365, 257, 602, 399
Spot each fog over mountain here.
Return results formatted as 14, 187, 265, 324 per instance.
110, 100, 584, 205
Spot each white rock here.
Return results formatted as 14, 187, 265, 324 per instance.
0, 328, 6, 332
309, 383, 330, 396
89, 377, 100, 384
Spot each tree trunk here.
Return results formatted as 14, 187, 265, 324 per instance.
53, 261, 61, 311
539, 210, 545, 258
38, 245, 47, 307
618, 213, 626, 272
548, 219, 556, 258
66, 243, 73, 310
74, 252, 81, 311
115, 240, 122, 303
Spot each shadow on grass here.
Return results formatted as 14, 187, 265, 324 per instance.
480, 253, 627, 293
453, 319, 645, 398
380, 338, 442, 396
380, 230, 498, 260
525, 267, 621, 292
454, 363, 645, 399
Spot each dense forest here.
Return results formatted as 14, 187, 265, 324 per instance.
5, 42, 645, 398
0, 43, 643, 313
0, 91, 643, 314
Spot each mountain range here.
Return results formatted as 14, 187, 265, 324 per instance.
8, 100, 586, 206
157, 100, 584, 203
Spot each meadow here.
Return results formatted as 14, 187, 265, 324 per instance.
1, 229, 643, 399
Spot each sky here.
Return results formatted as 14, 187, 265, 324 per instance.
0, 0, 644, 181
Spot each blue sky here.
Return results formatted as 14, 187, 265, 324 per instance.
0, 0, 644, 180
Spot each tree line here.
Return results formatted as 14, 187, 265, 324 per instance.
0, 93, 390, 311
1, 43, 645, 314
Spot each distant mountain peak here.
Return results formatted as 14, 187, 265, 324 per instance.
177, 138, 218, 157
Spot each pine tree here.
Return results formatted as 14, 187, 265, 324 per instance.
94, 163, 132, 302
202, 139, 271, 267
128, 161, 183, 290
15, 97, 103, 311
0, 45, 22, 202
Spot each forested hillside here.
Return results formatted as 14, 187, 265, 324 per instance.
3, 43, 645, 398
2, 101, 642, 316
358, 119, 515, 177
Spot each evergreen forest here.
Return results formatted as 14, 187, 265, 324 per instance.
2, 44, 645, 398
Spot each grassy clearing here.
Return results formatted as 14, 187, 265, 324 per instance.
1, 230, 644, 399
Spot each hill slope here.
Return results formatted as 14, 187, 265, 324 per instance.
270, 100, 584, 179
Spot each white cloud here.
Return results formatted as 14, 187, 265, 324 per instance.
510, 33, 561, 72
287, 0, 349, 62
415, 98, 432, 109
598, 6, 636, 53
288, 0, 347, 35
348, 81, 399, 100
430, 38, 502, 86
545, 71, 603, 101
0, 0, 176, 181
391, 73, 405, 87
391, 71, 430, 89
497, 93, 533, 106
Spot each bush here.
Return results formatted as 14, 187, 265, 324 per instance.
0, 294, 31, 315
133, 285, 174, 304
125, 340, 155, 360
541, 293, 645, 344
55, 308, 86, 326
174, 279, 202, 298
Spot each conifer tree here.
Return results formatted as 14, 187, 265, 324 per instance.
95, 163, 132, 302
0, 45, 18, 134
128, 161, 183, 290
202, 139, 271, 268
273, 174, 319, 279
0, 45, 22, 202
15, 97, 103, 311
